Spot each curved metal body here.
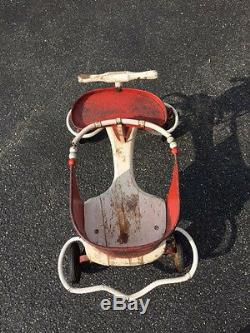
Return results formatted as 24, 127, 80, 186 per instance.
58, 73, 198, 298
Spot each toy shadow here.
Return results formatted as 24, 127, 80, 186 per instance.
162, 77, 249, 259
238, 324, 250, 333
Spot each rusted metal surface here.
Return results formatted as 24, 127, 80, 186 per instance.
113, 192, 141, 245
115, 205, 130, 244
84, 171, 166, 248
79, 254, 89, 263
115, 124, 126, 143
164, 236, 176, 255
113, 125, 133, 142
78, 74, 91, 80
77, 126, 166, 255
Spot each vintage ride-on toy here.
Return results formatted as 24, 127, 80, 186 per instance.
58, 70, 198, 300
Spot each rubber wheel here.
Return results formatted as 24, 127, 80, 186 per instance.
173, 233, 185, 273
79, 138, 85, 144
69, 242, 81, 283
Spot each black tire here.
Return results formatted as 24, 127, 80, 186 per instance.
79, 138, 86, 144
69, 242, 81, 283
173, 233, 185, 273
161, 135, 167, 142
80, 247, 91, 273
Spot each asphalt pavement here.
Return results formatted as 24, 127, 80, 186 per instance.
0, 1, 249, 332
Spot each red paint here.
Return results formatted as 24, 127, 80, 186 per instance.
70, 88, 167, 130
165, 156, 180, 236
171, 147, 178, 155
68, 158, 76, 167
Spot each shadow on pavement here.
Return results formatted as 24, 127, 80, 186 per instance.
162, 77, 249, 259
238, 324, 250, 333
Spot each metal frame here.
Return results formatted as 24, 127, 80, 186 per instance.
58, 70, 198, 299
66, 102, 179, 138
58, 227, 198, 301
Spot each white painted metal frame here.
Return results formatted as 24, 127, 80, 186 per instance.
78, 70, 158, 83
70, 117, 177, 146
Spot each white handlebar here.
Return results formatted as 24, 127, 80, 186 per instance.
67, 103, 179, 141
71, 118, 177, 146
78, 70, 158, 84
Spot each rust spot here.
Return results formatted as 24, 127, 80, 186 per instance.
113, 124, 132, 142
125, 194, 138, 211
108, 187, 142, 245
136, 255, 144, 265
116, 207, 129, 244
117, 232, 129, 244
100, 197, 108, 246
115, 148, 126, 162
79, 74, 90, 79
124, 193, 141, 233
116, 124, 125, 143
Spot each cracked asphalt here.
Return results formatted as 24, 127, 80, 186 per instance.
0, 1, 249, 332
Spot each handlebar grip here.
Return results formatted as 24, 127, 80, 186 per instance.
78, 70, 158, 83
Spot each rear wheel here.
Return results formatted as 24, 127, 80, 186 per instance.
173, 233, 185, 273
69, 242, 81, 283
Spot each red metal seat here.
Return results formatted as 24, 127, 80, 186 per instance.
70, 87, 167, 130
